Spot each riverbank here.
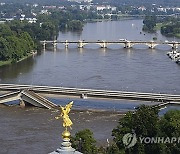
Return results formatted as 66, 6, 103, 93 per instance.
0, 51, 37, 67
0, 60, 12, 67
155, 23, 164, 30
0, 105, 123, 154
84, 17, 140, 23
155, 22, 180, 38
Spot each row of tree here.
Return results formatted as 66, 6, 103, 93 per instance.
93, 0, 180, 7
2, 0, 180, 6
0, 24, 34, 61
71, 105, 180, 154
142, 16, 180, 38
161, 20, 180, 38
142, 16, 157, 32
0, 9, 87, 63
0, 0, 74, 5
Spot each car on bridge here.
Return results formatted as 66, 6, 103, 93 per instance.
119, 39, 127, 41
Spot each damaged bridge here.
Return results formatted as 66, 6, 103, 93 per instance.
1, 83, 180, 109
0, 90, 58, 109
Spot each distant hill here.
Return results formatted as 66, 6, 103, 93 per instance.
0, 0, 70, 5
0, 0, 179, 6
93, 0, 180, 6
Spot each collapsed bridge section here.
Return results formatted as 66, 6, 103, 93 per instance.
0, 89, 58, 109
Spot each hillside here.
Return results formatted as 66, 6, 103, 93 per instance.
93, 0, 180, 6
1, 0, 180, 6
0, 0, 71, 5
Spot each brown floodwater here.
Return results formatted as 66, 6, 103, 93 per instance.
0, 105, 122, 154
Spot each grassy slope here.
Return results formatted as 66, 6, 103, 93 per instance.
0, 60, 12, 67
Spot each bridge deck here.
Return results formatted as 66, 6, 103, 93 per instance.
0, 87, 58, 109
0, 91, 20, 104
0, 84, 180, 103
41, 40, 180, 44
21, 90, 58, 109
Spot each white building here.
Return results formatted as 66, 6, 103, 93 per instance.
96, 5, 117, 11
68, 0, 92, 2
26, 18, 37, 23
33, 4, 38, 7
138, 6, 146, 11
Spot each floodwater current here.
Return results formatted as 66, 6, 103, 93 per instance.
0, 19, 180, 110
1, 19, 180, 154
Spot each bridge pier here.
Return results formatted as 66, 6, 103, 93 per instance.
172, 43, 179, 49
64, 40, 69, 48
100, 41, 107, 48
124, 41, 131, 48
42, 40, 47, 50
148, 42, 156, 49
20, 99, 26, 107
78, 40, 84, 48
53, 40, 57, 51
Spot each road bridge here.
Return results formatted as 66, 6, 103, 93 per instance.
1, 84, 180, 104
40, 40, 180, 50
0, 89, 58, 109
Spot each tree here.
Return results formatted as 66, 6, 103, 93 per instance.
112, 105, 160, 154
6, 36, 24, 60
161, 19, 180, 38
19, 32, 35, 52
71, 129, 98, 154
0, 37, 11, 60
68, 20, 83, 31
143, 16, 157, 32
0, 24, 14, 38
159, 110, 180, 153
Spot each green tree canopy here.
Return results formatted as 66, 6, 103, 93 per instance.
0, 37, 11, 60
111, 105, 180, 154
143, 16, 157, 32
71, 129, 98, 154
112, 105, 160, 154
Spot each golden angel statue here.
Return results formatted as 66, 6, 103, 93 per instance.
55, 101, 73, 130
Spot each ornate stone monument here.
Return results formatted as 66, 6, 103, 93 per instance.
50, 101, 82, 154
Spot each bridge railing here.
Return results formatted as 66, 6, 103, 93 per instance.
1, 84, 180, 102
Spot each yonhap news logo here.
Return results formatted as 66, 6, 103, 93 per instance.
123, 133, 180, 148
122, 133, 137, 148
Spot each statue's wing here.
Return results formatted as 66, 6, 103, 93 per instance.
65, 101, 73, 114
60, 106, 64, 110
